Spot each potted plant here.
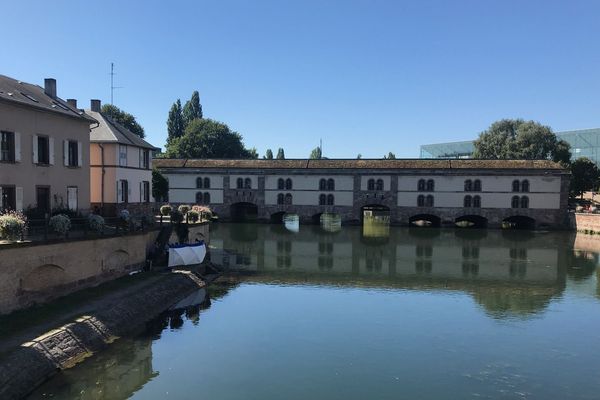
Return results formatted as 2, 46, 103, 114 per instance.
49, 214, 71, 237
0, 210, 28, 242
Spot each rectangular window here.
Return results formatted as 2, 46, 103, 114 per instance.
67, 140, 78, 167
67, 186, 78, 211
0, 186, 16, 211
0, 131, 15, 162
143, 181, 150, 202
142, 150, 150, 169
120, 180, 129, 203
36, 186, 51, 213
37, 136, 50, 164
119, 145, 128, 166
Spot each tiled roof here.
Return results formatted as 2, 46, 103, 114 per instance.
153, 158, 566, 170
0, 74, 95, 122
87, 110, 158, 150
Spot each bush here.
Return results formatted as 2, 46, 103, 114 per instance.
141, 214, 155, 227
187, 210, 199, 222
49, 214, 71, 236
160, 205, 172, 216
178, 204, 191, 214
0, 211, 27, 241
192, 205, 213, 219
170, 210, 184, 224
88, 214, 105, 233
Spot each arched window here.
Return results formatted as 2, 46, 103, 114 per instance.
367, 179, 375, 191
203, 177, 210, 189
425, 195, 434, 207
237, 178, 244, 189
285, 178, 292, 190
473, 179, 481, 192
277, 193, 285, 205
244, 178, 251, 189
418, 179, 426, 191
512, 180, 520, 192
196, 192, 203, 203
520, 196, 529, 208
319, 194, 327, 205
521, 180, 529, 193
327, 194, 334, 205
204, 192, 211, 204
511, 196, 520, 208
319, 178, 327, 190
327, 179, 335, 191
464, 179, 472, 192
277, 178, 285, 190
473, 195, 481, 208
285, 193, 293, 205
426, 179, 435, 192
376, 179, 384, 191
417, 195, 425, 207
464, 195, 472, 207
196, 177, 203, 189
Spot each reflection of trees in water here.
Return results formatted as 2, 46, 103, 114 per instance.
567, 250, 598, 281
472, 286, 562, 319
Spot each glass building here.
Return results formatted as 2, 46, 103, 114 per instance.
420, 128, 600, 164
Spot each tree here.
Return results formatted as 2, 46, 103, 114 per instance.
101, 104, 145, 138
570, 157, 600, 198
384, 152, 396, 159
152, 169, 169, 202
165, 118, 255, 159
473, 119, 571, 165
182, 91, 203, 128
264, 149, 274, 159
248, 147, 259, 159
276, 148, 285, 159
356, 154, 362, 159
309, 146, 322, 159
167, 99, 185, 144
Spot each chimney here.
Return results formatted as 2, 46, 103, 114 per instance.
44, 78, 57, 98
90, 99, 101, 112
67, 99, 77, 108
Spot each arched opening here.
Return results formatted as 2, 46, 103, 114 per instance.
455, 215, 488, 229
285, 178, 293, 190
502, 215, 536, 230
236, 178, 244, 189
230, 202, 258, 222
270, 211, 286, 223
312, 212, 324, 224
320, 213, 341, 233
362, 205, 390, 239
21, 264, 65, 291
277, 178, 285, 190
409, 214, 441, 227
203, 177, 210, 189
375, 179, 384, 191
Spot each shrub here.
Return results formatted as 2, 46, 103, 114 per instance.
0, 211, 27, 241
187, 210, 199, 223
88, 214, 105, 233
192, 205, 213, 219
119, 209, 130, 222
170, 210, 184, 224
141, 214, 155, 227
49, 214, 71, 236
160, 205, 172, 216
178, 204, 191, 214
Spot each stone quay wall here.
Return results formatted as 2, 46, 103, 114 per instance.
571, 213, 600, 233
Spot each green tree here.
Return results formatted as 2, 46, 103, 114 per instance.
473, 119, 571, 165
152, 169, 169, 202
384, 152, 396, 159
276, 148, 285, 159
248, 147, 259, 159
182, 91, 203, 128
356, 153, 362, 159
570, 157, 600, 198
264, 149, 274, 159
309, 146, 322, 159
165, 118, 255, 159
101, 104, 145, 138
167, 99, 185, 144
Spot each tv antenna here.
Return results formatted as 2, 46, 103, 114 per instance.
109, 62, 123, 115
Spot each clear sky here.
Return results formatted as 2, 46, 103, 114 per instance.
2, 0, 599, 158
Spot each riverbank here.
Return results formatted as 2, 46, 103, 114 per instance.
0, 270, 205, 400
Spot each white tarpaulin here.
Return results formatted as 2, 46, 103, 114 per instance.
168, 241, 207, 268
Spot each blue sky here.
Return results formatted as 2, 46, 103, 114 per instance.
2, 0, 599, 158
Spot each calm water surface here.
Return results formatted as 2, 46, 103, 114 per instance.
28, 223, 600, 400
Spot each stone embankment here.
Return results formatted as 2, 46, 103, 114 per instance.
0, 271, 204, 400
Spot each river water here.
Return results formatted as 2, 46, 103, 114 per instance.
28, 223, 600, 400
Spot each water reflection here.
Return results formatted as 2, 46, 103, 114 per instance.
209, 223, 597, 319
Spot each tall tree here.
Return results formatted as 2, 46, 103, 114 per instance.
152, 169, 169, 202
473, 119, 571, 165
276, 148, 285, 159
101, 104, 145, 138
309, 146, 322, 159
165, 118, 255, 159
264, 149, 274, 159
570, 157, 600, 198
182, 91, 203, 128
384, 152, 396, 159
356, 153, 362, 159
167, 100, 185, 144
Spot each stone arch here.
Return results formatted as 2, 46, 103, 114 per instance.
21, 264, 66, 291
230, 202, 258, 222
103, 249, 130, 272
270, 211, 287, 223
409, 214, 441, 227
503, 215, 536, 230
455, 215, 488, 228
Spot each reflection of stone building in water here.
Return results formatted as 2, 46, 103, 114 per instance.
210, 225, 570, 317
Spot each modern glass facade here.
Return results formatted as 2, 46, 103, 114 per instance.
419, 128, 600, 164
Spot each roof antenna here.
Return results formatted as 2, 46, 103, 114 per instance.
109, 62, 123, 117
320, 138, 323, 159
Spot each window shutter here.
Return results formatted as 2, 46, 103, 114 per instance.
139, 181, 143, 202
32, 134, 38, 163
14, 132, 21, 162
0, 187, 3, 209
128, 181, 131, 195
63, 140, 68, 166
49, 137, 55, 165
139, 149, 142, 168
116, 181, 121, 203
15, 187, 23, 211
77, 141, 82, 167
